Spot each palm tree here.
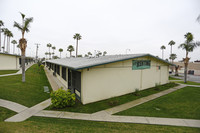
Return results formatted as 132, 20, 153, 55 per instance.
47, 43, 52, 59
73, 33, 82, 57
17, 44, 20, 54
0, 20, 4, 52
52, 46, 56, 58
103, 51, 107, 56
13, 12, 33, 82
45, 52, 48, 59
11, 40, 17, 54
7, 30, 13, 53
67, 45, 74, 57
59, 48, 63, 58
178, 32, 200, 83
168, 40, 175, 61
169, 53, 177, 63
2, 28, 9, 52
88, 52, 92, 56
160, 45, 166, 59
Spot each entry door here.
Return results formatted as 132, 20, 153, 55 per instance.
68, 69, 81, 101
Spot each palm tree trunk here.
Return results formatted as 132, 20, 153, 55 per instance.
13, 44, 15, 54
21, 54, 26, 82
76, 39, 78, 57
49, 47, 50, 59
184, 52, 189, 83
3, 35, 6, 52
60, 52, 61, 58
70, 51, 72, 57
171, 46, 172, 62
162, 50, 164, 59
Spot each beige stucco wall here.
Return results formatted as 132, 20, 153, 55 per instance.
81, 56, 169, 104
0, 54, 20, 70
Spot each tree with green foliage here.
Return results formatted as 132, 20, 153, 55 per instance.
178, 32, 200, 83
59, 48, 63, 58
73, 33, 82, 57
169, 53, 177, 63
160, 45, 166, 59
168, 40, 175, 61
2, 28, 9, 52
47, 43, 52, 59
7, 30, 13, 53
45, 52, 48, 59
88, 52, 92, 56
103, 51, 107, 56
52, 46, 56, 57
67, 45, 74, 57
0, 20, 4, 52
11, 40, 17, 54
13, 12, 33, 82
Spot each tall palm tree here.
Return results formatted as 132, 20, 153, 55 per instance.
7, 30, 13, 53
160, 45, 166, 59
168, 40, 175, 61
45, 52, 48, 59
17, 44, 20, 54
59, 48, 63, 58
0, 20, 4, 52
2, 28, 9, 53
178, 32, 200, 83
67, 45, 74, 57
13, 12, 33, 82
47, 43, 52, 59
52, 46, 56, 58
11, 40, 17, 54
73, 33, 82, 57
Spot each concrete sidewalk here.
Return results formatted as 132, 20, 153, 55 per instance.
0, 99, 28, 113
44, 67, 67, 91
0, 63, 34, 77
34, 110, 200, 128
5, 99, 51, 122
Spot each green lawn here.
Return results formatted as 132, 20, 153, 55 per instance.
116, 86, 200, 119
0, 64, 52, 107
0, 70, 18, 75
169, 76, 181, 80
175, 81, 200, 85
0, 108, 199, 133
47, 82, 178, 113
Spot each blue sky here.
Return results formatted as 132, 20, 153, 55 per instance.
1, 0, 200, 61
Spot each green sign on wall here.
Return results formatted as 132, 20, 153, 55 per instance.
132, 60, 151, 70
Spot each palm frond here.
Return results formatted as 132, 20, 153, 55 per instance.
20, 12, 25, 20
13, 21, 23, 31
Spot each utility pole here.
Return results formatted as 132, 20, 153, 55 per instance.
35, 43, 40, 61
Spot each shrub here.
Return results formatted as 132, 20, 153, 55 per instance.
134, 88, 140, 96
40, 65, 44, 69
50, 88, 76, 109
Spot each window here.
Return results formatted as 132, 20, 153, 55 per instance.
56, 65, 60, 75
62, 67, 66, 80
132, 60, 151, 70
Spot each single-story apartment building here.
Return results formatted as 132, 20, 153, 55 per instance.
0, 52, 34, 70
45, 54, 173, 104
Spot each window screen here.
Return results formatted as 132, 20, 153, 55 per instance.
132, 60, 151, 70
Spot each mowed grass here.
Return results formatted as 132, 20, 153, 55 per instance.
175, 81, 200, 85
169, 76, 181, 80
0, 64, 52, 107
48, 82, 178, 113
0, 114, 199, 133
116, 87, 200, 119
0, 70, 18, 75
0, 107, 16, 122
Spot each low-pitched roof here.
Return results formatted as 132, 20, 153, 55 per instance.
0, 52, 21, 57
46, 53, 174, 70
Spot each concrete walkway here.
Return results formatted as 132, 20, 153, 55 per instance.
44, 67, 67, 91
5, 99, 51, 122
0, 99, 28, 113
34, 110, 200, 128
0, 63, 34, 77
